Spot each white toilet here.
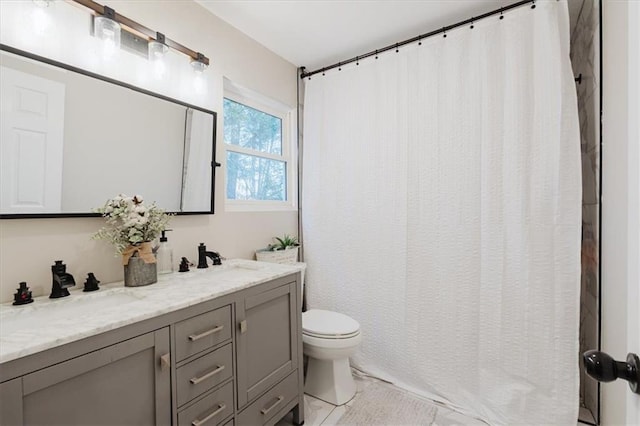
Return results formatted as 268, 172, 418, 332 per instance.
291, 263, 362, 405
302, 309, 362, 405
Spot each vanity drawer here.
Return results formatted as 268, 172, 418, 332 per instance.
176, 305, 232, 361
237, 372, 297, 426
178, 381, 233, 426
177, 343, 233, 407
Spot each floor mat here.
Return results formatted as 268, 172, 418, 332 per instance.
336, 381, 438, 425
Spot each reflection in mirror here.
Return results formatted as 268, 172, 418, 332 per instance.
0, 46, 216, 217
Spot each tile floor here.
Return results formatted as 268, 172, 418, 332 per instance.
276, 372, 488, 426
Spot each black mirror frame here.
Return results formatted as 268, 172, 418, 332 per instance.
0, 44, 218, 219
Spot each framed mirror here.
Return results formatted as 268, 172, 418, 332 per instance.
0, 45, 218, 218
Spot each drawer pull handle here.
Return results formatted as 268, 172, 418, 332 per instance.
260, 396, 284, 415
190, 365, 225, 385
191, 403, 226, 426
189, 325, 224, 341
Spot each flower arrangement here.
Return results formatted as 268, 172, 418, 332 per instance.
93, 194, 172, 255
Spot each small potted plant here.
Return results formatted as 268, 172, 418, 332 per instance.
93, 194, 172, 287
256, 234, 300, 264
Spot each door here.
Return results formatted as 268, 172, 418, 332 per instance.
236, 281, 298, 408
0, 65, 65, 214
19, 328, 171, 425
600, 1, 640, 424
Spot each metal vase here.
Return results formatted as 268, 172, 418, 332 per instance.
124, 255, 157, 287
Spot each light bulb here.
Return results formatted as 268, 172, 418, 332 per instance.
32, 0, 53, 7
190, 59, 207, 74
94, 15, 121, 50
148, 40, 168, 61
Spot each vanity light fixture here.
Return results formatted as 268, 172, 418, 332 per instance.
190, 53, 208, 73
93, 5, 121, 50
70, 0, 210, 71
148, 32, 168, 61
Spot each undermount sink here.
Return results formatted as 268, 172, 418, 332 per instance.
0, 260, 282, 341
209, 262, 264, 272
0, 289, 146, 335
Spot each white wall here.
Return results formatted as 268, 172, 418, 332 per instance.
601, 1, 640, 424
0, 0, 298, 302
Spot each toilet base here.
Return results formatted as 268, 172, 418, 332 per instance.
305, 356, 356, 405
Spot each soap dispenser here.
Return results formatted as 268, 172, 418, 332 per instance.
156, 229, 174, 274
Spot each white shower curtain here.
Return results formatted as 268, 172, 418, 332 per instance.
302, 1, 581, 424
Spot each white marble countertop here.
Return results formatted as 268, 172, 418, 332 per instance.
0, 259, 304, 364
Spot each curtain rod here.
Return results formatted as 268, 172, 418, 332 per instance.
299, 0, 537, 79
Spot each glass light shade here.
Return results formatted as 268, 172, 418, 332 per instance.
94, 15, 121, 49
148, 41, 168, 61
33, 0, 53, 7
190, 59, 208, 73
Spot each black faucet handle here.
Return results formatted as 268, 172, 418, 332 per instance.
210, 251, 222, 265
83, 273, 100, 292
179, 257, 191, 272
13, 282, 34, 305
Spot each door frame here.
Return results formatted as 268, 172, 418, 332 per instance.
599, 1, 640, 425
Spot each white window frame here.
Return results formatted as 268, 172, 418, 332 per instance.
223, 79, 297, 212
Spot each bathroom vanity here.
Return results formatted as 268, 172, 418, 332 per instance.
0, 260, 304, 426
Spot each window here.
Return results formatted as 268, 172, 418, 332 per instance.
223, 82, 296, 211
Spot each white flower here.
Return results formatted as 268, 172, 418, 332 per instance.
93, 193, 172, 254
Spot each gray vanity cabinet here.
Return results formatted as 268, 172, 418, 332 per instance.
0, 270, 304, 426
2, 327, 171, 425
0, 378, 22, 425
235, 277, 300, 420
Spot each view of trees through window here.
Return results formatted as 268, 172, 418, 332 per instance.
224, 98, 286, 201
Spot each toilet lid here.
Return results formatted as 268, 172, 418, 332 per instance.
303, 309, 360, 338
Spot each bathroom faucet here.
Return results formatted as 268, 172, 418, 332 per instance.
197, 243, 222, 268
50, 260, 76, 298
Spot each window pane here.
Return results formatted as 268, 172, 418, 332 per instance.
223, 98, 282, 155
226, 151, 286, 201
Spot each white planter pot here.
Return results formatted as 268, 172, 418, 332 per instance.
255, 246, 299, 264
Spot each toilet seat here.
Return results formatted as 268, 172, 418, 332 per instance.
303, 309, 360, 339
303, 330, 360, 339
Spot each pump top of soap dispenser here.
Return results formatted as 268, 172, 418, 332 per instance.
160, 229, 172, 242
